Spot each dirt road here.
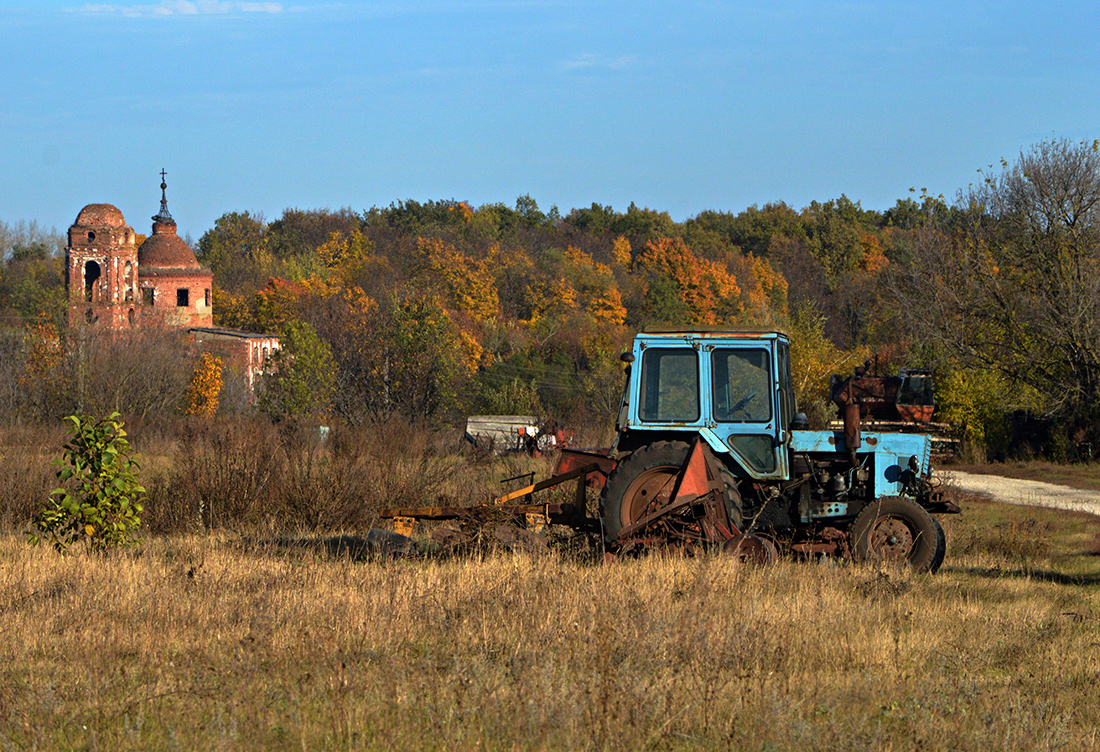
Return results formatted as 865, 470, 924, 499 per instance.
944, 470, 1100, 516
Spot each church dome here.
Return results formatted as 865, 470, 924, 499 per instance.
73, 203, 128, 228
138, 219, 203, 270
137, 172, 208, 273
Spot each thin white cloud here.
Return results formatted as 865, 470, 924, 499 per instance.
558, 54, 635, 73
75, 1, 284, 17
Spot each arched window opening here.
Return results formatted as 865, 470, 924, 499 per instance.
128, 308, 136, 327
84, 261, 101, 302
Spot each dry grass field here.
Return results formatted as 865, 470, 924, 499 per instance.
2, 491, 1100, 751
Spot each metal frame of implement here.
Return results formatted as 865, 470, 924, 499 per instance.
379, 457, 608, 537
378, 442, 776, 564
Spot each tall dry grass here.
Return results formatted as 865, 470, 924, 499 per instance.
0, 422, 67, 530
4, 419, 1100, 749
3, 416, 545, 537
2, 502, 1099, 751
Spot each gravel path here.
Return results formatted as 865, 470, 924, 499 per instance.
943, 470, 1100, 517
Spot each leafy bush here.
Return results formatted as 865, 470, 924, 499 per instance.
936, 369, 1011, 461
28, 413, 145, 552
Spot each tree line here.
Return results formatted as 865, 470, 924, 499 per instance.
2, 137, 1098, 460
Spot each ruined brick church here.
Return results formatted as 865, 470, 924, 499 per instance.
66, 174, 279, 393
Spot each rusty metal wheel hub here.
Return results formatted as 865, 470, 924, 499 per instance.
868, 515, 916, 561
621, 468, 677, 527
723, 533, 779, 566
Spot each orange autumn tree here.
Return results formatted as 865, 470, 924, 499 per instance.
183, 353, 224, 417
857, 232, 890, 274
220, 277, 307, 335
636, 237, 741, 324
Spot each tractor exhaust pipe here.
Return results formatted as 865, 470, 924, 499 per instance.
843, 398, 861, 468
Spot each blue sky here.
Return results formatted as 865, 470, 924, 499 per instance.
2, 1, 1098, 242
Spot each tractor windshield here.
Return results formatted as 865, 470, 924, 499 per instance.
712, 348, 772, 423
638, 348, 699, 423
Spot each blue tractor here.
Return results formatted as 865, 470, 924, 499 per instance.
600, 330, 957, 571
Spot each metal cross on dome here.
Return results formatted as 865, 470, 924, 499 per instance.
155, 168, 173, 222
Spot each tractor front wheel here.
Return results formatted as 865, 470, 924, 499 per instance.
600, 441, 741, 545
851, 496, 946, 573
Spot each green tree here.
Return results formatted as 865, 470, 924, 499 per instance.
564, 203, 619, 236
802, 195, 882, 279
259, 321, 337, 421
883, 190, 955, 232
687, 202, 805, 258
0, 219, 64, 262
266, 207, 359, 261
385, 293, 482, 418
364, 199, 469, 236
892, 138, 1100, 446
0, 250, 66, 327
195, 211, 271, 291
611, 203, 679, 248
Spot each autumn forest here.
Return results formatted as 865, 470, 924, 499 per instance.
3, 137, 1100, 461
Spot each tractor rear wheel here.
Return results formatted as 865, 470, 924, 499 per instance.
851, 496, 946, 573
600, 441, 742, 545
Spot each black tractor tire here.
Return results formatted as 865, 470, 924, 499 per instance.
930, 513, 947, 567
600, 441, 742, 545
851, 496, 946, 573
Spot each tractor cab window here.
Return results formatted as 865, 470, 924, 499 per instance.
638, 348, 699, 423
776, 340, 794, 428
897, 372, 934, 407
712, 348, 772, 423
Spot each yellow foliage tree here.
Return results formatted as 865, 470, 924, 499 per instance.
183, 353, 224, 417
317, 229, 373, 274
565, 246, 593, 267
18, 315, 66, 416
18, 315, 63, 390
737, 254, 789, 326
211, 288, 250, 329
522, 277, 579, 326
786, 304, 868, 425
414, 237, 500, 324
611, 235, 632, 267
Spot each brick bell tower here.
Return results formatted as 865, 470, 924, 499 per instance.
66, 202, 140, 333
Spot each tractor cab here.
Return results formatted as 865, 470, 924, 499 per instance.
615, 330, 796, 480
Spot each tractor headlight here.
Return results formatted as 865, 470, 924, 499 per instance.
908, 455, 920, 473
